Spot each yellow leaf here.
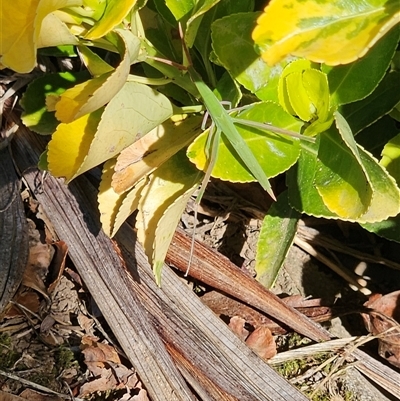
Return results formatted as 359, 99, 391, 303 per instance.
78, 45, 114, 76
153, 184, 199, 285
0, 0, 81, 73
47, 108, 103, 181
85, 0, 138, 40
136, 150, 201, 280
252, 0, 400, 66
73, 81, 173, 179
112, 115, 202, 193
98, 159, 125, 236
111, 178, 146, 237
54, 29, 140, 123
37, 12, 78, 48
98, 158, 146, 236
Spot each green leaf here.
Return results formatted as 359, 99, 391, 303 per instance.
185, 0, 220, 48
165, 0, 195, 20
356, 115, 400, 158
85, 0, 138, 39
54, 29, 140, 123
279, 61, 333, 136
20, 71, 90, 134
288, 135, 400, 223
211, 12, 292, 102
255, 191, 300, 289
287, 139, 337, 218
380, 133, 400, 186
278, 59, 314, 117
252, 0, 400, 66
194, 0, 254, 79
213, 72, 241, 107
362, 215, 400, 243
322, 26, 400, 106
341, 71, 400, 135
187, 102, 302, 182
315, 126, 373, 219
48, 81, 173, 181
136, 150, 201, 284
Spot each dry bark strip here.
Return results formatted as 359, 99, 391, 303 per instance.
12, 122, 308, 400
167, 228, 331, 342
0, 139, 29, 313
116, 222, 307, 401
166, 222, 400, 398
11, 127, 195, 401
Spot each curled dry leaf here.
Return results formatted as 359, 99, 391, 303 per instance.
229, 316, 250, 342
362, 290, 400, 368
245, 326, 277, 360
80, 335, 139, 397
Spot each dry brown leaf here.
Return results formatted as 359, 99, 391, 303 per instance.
229, 316, 249, 341
20, 389, 63, 401
245, 326, 277, 360
0, 390, 26, 401
5, 290, 40, 317
363, 290, 400, 368
79, 336, 139, 397
47, 241, 68, 293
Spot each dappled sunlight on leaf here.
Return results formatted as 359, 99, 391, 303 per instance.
136, 150, 201, 284
187, 102, 302, 183
288, 134, 400, 223
85, 0, 138, 39
112, 115, 202, 193
252, 0, 400, 66
47, 108, 103, 181
54, 29, 140, 123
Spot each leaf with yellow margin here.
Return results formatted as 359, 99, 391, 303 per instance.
98, 158, 126, 236
47, 108, 103, 181
0, 0, 82, 73
288, 133, 400, 223
97, 158, 146, 236
252, 0, 400, 66
380, 133, 400, 187
85, 0, 138, 39
54, 29, 140, 123
47, 81, 173, 182
136, 149, 201, 284
112, 115, 202, 194
153, 183, 199, 284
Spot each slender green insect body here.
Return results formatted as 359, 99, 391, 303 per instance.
188, 65, 276, 201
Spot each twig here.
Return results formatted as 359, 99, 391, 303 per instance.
0, 369, 84, 400
294, 236, 371, 295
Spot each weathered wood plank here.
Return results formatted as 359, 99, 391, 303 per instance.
11, 126, 196, 401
